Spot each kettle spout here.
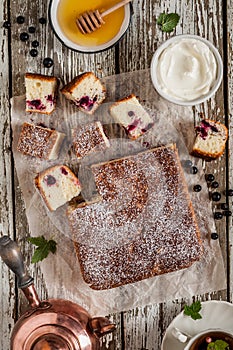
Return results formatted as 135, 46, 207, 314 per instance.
89, 317, 116, 338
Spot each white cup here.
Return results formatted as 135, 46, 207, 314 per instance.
172, 327, 233, 349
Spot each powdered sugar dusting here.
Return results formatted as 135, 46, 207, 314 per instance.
68, 144, 202, 290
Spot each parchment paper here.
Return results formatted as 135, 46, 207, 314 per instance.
11, 69, 226, 316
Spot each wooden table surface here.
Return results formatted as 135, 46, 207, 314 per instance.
0, 0, 233, 349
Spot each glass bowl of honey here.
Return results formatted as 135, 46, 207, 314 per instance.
49, 0, 131, 53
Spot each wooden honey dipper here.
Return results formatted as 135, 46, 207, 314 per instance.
76, 0, 131, 34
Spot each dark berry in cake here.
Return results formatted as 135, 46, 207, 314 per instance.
212, 192, 221, 202
221, 203, 229, 210
193, 184, 202, 192
61, 167, 68, 175
190, 166, 198, 174
30, 49, 38, 57
211, 232, 219, 240
128, 111, 135, 117
43, 57, 54, 68
214, 212, 223, 220
223, 210, 232, 217
205, 173, 215, 182
3, 21, 11, 29
196, 120, 219, 140
28, 26, 36, 33
211, 181, 219, 189
17, 15, 25, 24
78, 96, 96, 111
39, 17, 47, 24
127, 119, 140, 133
32, 40, 39, 48
26, 99, 46, 111
44, 175, 56, 186
141, 123, 154, 133
20, 32, 29, 41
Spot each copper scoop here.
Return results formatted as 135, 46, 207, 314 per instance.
76, 0, 131, 34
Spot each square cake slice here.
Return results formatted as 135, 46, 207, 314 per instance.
109, 94, 154, 139
61, 72, 106, 115
25, 73, 59, 114
191, 119, 228, 160
17, 122, 65, 160
35, 165, 81, 211
67, 144, 202, 290
72, 121, 110, 159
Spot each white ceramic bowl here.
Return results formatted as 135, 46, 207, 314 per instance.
49, 0, 131, 53
150, 34, 223, 106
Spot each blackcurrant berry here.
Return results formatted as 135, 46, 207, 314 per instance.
28, 26, 36, 33
32, 40, 39, 47
29, 49, 38, 57
223, 210, 232, 217
193, 184, 202, 192
211, 232, 219, 240
190, 166, 198, 174
43, 57, 54, 68
227, 189, 233, 196
211, 192, 221, 202
3, 21, 11, 29
221, 203, 229, 210
205, 174, 215, 182
182, 160, 192, 168
39, 17, 47, 24
211, 181, 219, 189
214, 212, 223, 220
20, 32, 29, 41
17, 15, 25, 24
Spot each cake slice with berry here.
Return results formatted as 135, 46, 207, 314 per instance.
17, 122, 65, 160
191, 119, 228, 160
109, 94, 154, 140
35, 165, 81, 211
72, 121, 110, 159
61, 72, 106, 115
25, 73, 59, 114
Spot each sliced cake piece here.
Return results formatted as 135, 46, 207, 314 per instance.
25, 73, 59, 114
67, 144, 202, 290
109, 94, 154, 140
35, 165, 81, 211
17, 122, 65, 160
72, 121, 110, 159
191, 119, 228, 160
61, 72, 106, 115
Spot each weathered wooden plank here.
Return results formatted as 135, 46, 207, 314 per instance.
227, 0, 233, 301
0, 1, 17, 350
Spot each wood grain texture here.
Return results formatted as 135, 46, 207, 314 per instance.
0, 0, 231, 349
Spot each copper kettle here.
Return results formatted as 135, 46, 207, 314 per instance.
0, 236, 116, 350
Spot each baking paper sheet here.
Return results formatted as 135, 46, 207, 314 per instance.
11, 69, 226, 315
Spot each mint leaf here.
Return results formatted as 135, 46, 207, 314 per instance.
157, 13, 180, 32
27, 236, 57, 263
207, 340, 230, 350
183, 301, 202, 320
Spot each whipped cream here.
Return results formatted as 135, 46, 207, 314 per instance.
156, 38, 217, 101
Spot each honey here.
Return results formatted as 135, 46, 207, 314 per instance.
57, 0, 125, 46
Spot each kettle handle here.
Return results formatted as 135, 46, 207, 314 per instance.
0, 235, 41, 307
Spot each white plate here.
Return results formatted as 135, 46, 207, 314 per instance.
161, 301, 233, 350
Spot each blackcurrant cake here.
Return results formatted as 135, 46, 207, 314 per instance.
17, 122, 65, 160
109, 94, 154, 140
25, 73, 59, 114
67, 144, 202, 290
61, 72, 106, 115
72, 121, 110, 159
35, 165, 81, 211
191, 119, 228, 160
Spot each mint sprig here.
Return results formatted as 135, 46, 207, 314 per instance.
157, 13, 180, 32
27, 236, 57, 263
183, 300, 202, 320
207, 340, 230, 350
